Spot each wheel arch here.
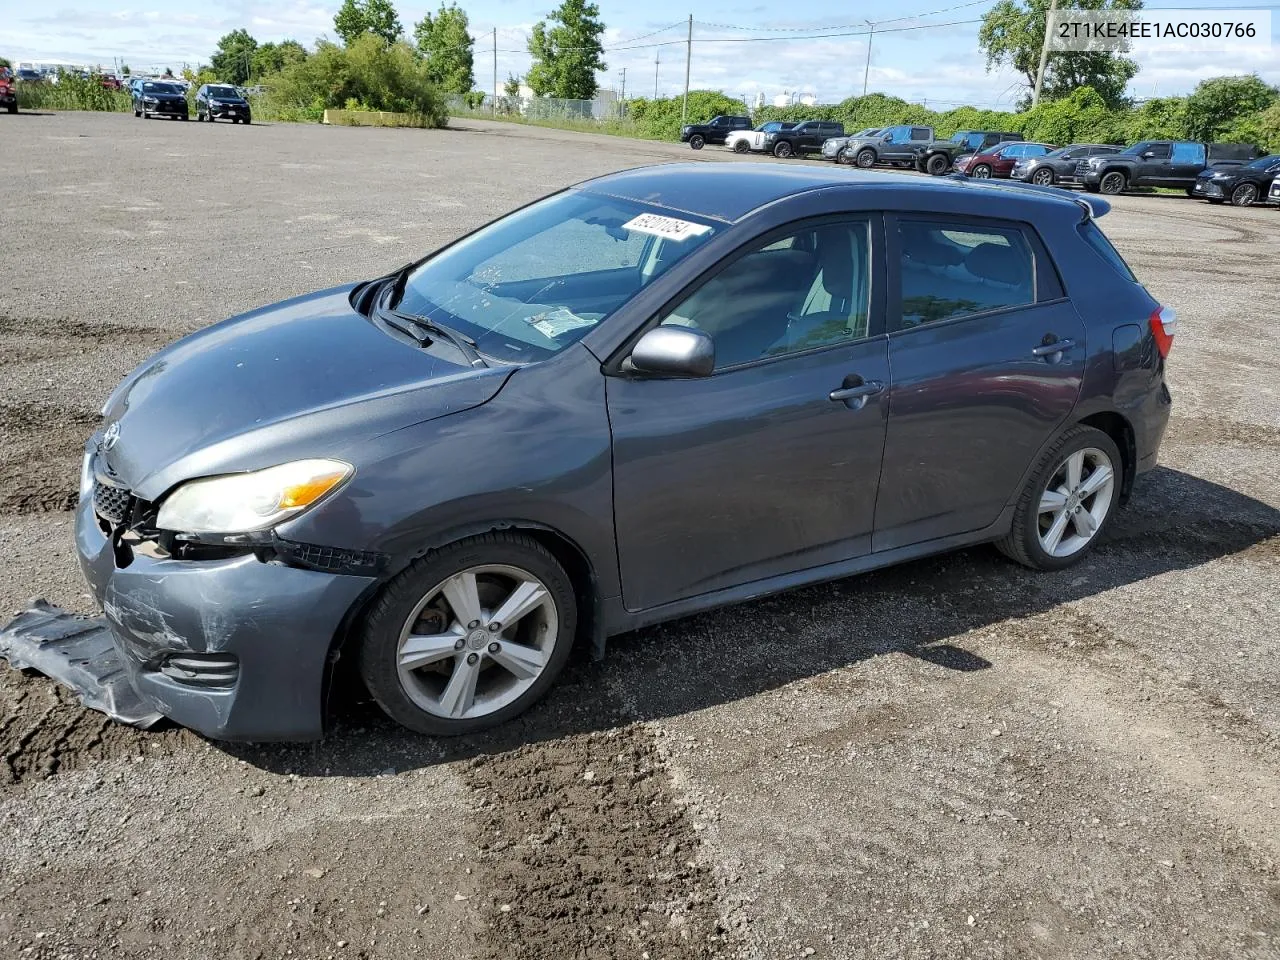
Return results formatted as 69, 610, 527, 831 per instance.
1074, 410, 1136, 503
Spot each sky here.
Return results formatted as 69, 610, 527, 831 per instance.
2, 0, 1276, 109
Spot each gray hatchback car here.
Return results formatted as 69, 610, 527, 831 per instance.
78, 164, 1175, 741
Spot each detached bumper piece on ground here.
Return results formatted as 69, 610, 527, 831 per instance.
0, 600, 163, 729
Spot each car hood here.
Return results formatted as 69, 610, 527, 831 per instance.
98, 284, 513, 500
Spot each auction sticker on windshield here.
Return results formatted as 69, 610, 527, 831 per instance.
623, 213, 713, 242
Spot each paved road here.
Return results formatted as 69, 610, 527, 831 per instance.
1, 112, 1278, 960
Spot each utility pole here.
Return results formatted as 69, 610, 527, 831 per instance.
1032, 0, 1059, 107
620, 67, 626, 103
862, 21, 876, 97
682, 14, 692, 124
654, 49, 660, 98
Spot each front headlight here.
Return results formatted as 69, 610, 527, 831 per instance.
156, 458, 352, 534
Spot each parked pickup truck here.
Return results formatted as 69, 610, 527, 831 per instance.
831, 124, 935, 168
763, 120, 845, 158
914, 130, 1023, 175
1078, 140, 1263, 195
680, 115, 752, 150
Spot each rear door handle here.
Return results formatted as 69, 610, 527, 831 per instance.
829, 379, 884, 408
1032, 338, 1075, 359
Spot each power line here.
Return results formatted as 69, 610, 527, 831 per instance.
694, 0, 995, 32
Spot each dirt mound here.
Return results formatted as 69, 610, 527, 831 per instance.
465, 724, 731, 960
0, 667, 193, 786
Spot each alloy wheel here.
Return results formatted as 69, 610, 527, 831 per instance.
1231, 183, 1258, 206
1100, 172, 1126, 195
1037, 447, 1116, 558
972, 165, 992, 179
395, 564, 559, 720
1032, 168, 1054, 185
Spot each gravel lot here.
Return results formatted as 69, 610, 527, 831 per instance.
1, 111, 1278, 960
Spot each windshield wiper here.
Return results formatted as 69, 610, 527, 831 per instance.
377, 287, 487, 368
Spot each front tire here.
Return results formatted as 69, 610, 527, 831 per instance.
773, 141, 793, 159
1230, 183, 1258, 206
733, 139, 749, 154
926, 153, 949, 176
358, 533, 577, 736
971, 164, 992, 179
996, 425, 1122, 571
1099, 171, 1127, 195
1032, 168, 1055, 185
855, 148, 876, 169
689, 134, 704, 150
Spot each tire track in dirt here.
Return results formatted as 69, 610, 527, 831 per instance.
0, 402, 100, 517
0, 667, 194, 787
1166, 416, 1280, 450
463, 724, 732, 960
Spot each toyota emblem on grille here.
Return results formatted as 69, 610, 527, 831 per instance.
102, 421, 121, 451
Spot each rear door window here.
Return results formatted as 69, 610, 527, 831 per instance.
911, 127, 931, 141
1172, 142, 1206, 164
895, 220, 1037, 329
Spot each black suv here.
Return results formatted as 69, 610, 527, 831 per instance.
1192, 153, 1280, 206
764, 120, 845, 158
132, 80, 189, 120
195, 84, 252, 124
916, 131, 1023, 175
680, 115, 751, 150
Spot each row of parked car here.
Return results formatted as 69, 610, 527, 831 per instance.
679, 115, 1280, 208
127, 79, 253, 123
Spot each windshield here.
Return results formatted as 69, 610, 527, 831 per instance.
1246, 154, 1280, 169
208, 86, 240, 98
396, 191, 719, 363
759, 122, 786, 132
143, 82, 183, 94
1120, 141, 1156, 156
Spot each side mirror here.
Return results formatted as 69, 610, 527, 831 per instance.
629, 327, 715, 378
1142, 151, 1155, 159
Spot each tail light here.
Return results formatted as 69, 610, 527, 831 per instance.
1150, 306, 1176, 359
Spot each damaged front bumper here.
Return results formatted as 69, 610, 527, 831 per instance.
71, 491, 376, 741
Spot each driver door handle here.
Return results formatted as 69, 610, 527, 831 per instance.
829, 378, 884, 409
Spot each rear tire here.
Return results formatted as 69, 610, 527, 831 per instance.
996, 425, 1122, 571
926, 153, 949, 176
358, 532, 578, 737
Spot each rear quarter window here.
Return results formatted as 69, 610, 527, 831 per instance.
1078, 221, 1136, 282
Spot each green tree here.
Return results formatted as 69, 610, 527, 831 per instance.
0, 58, 11, 69
252, 39, 309, 80
210, 29, 259, 85
334, 0, 404, 45
527, 0, 606, 100
1182, 74, 1278, 142
504, 73, 521, 98
979, 0, 1141, 108
268, 34, 446, 124
120, 63, 130, 76
413, 3, 475, 94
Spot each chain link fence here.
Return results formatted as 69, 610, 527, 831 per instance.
446, 93, 628, 125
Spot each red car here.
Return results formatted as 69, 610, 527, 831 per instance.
955, 142, 1056, 179
0, 68, 16, 114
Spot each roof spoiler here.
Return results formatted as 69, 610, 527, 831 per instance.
945, 172, 1110, 219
